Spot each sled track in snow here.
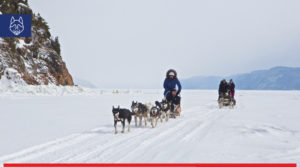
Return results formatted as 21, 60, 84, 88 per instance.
2, 91, 300, 163
0, 102, 225, 163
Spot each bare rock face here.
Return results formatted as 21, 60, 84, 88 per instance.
0, 0, 74, 86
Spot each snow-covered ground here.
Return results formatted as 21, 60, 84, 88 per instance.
0, 88, 300, 164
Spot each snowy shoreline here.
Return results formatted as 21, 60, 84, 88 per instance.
0, 84, 161, 96
0, 84, 299, 96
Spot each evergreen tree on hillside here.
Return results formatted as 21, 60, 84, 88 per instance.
51, 37, 61, 55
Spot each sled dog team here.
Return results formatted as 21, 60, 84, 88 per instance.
112, 69, 182, 134
111, 69, 237, 133
112, 100, 181, 134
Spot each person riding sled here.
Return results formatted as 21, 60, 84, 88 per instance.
218, 79, 228, 100
218, 79, 236, 108
163, 69, 182, 117
163, 69, 182, 97
228, 79, 235, 99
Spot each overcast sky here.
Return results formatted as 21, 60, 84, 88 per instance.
29, 0, 300, 88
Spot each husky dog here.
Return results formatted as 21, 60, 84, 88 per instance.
9, 16, 24, 36
145, 102, 155, 121
149, 101, 163, 128
131, 101, 149, 127
112, 106, 133, 134
159, 99, 171, 122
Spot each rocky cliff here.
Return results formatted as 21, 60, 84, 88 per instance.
0, 0, 73, 86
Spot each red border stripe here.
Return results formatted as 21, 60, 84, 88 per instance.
3, 164, 297, 167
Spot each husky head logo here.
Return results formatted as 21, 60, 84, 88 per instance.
9, 16, 24, 36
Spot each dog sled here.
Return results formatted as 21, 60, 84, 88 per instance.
218, 92, 236, 109
169, 104, 181, 118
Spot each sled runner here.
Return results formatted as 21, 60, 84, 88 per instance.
169, 102, 181, 118
218, 92, 236, 109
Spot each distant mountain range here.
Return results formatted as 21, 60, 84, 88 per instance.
182, 66, 300, 90
73, 78, 97, 88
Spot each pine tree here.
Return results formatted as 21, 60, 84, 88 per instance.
51, 36, 61, 55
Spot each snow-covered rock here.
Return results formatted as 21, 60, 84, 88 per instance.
0, 0, 73, 86
0, 68, 27, 87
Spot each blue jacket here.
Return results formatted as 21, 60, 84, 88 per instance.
163, 78, 182, 96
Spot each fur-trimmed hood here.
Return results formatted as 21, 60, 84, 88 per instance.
166, 69, 177, 78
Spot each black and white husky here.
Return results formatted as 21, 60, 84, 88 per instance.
149, 101, 163, 128
112, 106, 133, 134
131, 101, 149, 127
159, 99, 171, 121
